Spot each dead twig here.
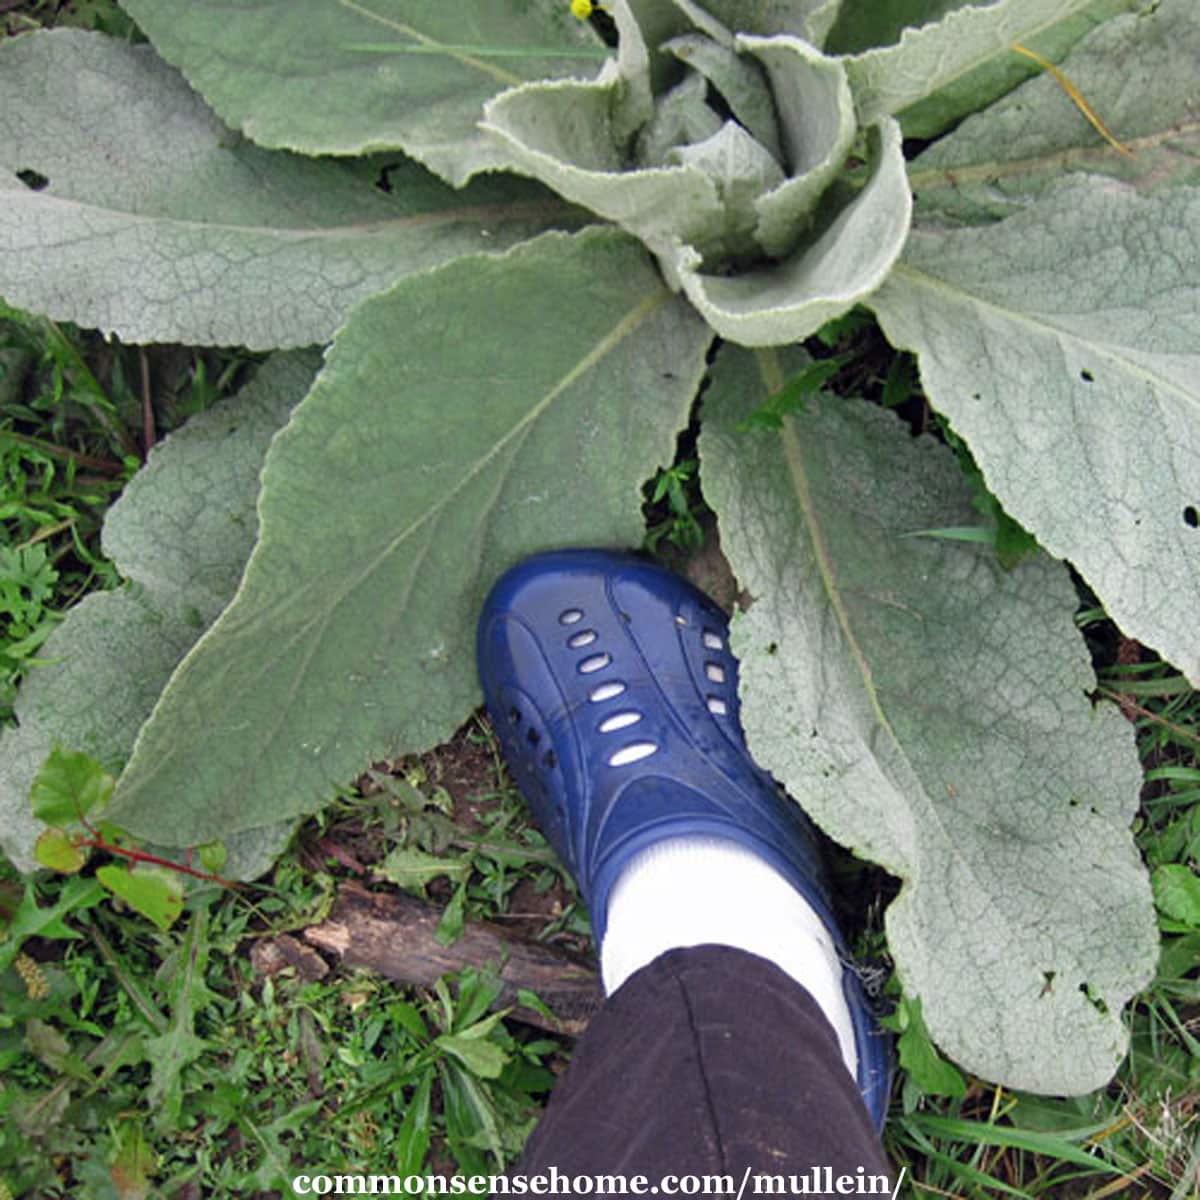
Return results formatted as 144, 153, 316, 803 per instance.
303, 881, 601, 1036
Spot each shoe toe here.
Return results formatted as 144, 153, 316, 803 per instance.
477, 549, 825, 906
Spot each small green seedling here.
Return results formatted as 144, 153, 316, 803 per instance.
30, 745, 229, 932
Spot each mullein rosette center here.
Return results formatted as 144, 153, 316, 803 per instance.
482, 0, 911, 346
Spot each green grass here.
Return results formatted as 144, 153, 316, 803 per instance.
0, 867, 562, 1195
0, 722, 574, 1196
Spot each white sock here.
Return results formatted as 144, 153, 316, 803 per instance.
599, 836, 859, 1081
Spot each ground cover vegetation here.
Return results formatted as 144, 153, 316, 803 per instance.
0, 0, 1198, 1195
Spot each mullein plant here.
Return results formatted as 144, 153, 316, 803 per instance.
1, 0, 1197, 1097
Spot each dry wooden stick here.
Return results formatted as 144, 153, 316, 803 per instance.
303, 881, 602, 1036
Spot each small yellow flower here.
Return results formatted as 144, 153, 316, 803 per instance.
570, 0, 594, 20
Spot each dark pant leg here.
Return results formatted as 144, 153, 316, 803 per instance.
514, 945, 891, 1193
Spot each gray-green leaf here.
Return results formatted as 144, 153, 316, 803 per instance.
843, 0, 1094, 125
673, 118, 911, 345
692, 0, 844, 48
740, 33, 857, 256
0, 353, 317, 876
625, 0, 694, 91
872, 176, 1200, 686
484, 27, 865, 269
0, 30, 582, 350
897, 0, 1141, 141
482, 76, 727, 263
117, 0, 608, 186
666, 123, 785, 258
827, 0, 991, 53
663, 34, 783, 163
908, 0, 1200, 222
105, 229, 711, 847
701, 344, 1156, 1093
636, 72, 725, 167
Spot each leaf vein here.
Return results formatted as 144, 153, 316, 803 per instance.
907, 120, 1200, 192
1, 192, 576, 241
335, 0, 523, 86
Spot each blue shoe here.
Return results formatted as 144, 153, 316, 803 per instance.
477, 548, 891, 1129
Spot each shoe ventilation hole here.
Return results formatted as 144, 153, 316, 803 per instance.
568, 629, 598, 648
526, 727, 541, 746
707, 697, 728, 716
705, 663, 726, 684
608, 741, 658, 767
559, 608, 584, 625
589, 681, 626, 702
703, 630, 723, 650
675, 614, 689, 626
598, 710, 641, 734
508, 707, 521, 726
578, 652, 611, 674
543, 749, 557, 770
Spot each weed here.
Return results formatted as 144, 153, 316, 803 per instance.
0, 842, 563, 1194
644, 457, 706, 556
